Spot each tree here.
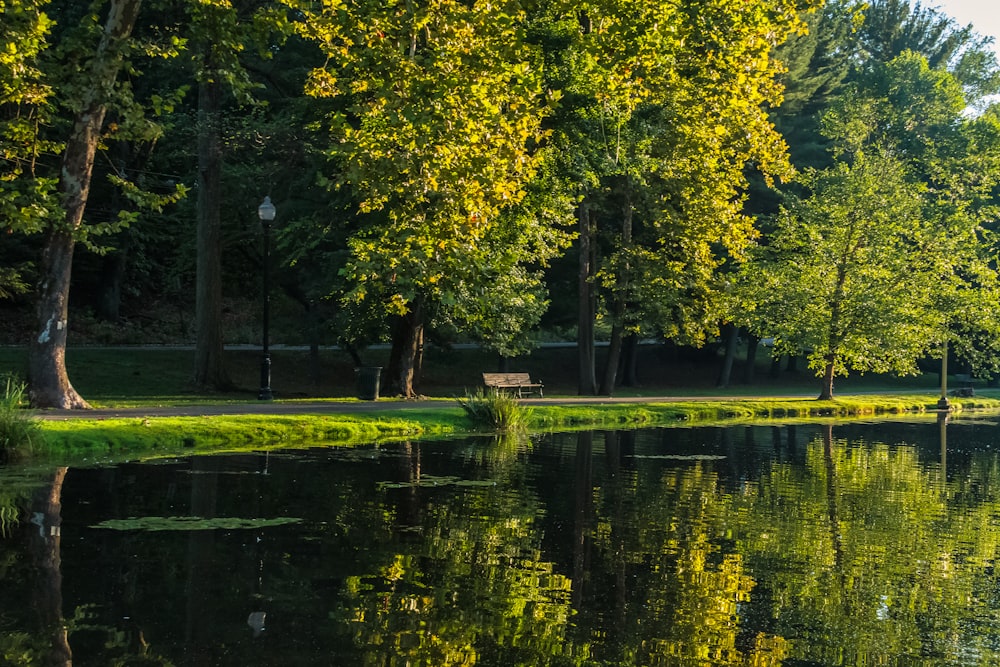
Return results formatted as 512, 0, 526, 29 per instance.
741, 52, 1000, 399
295, 0, 562, 397
28, 0, 144, 408
743, 147, 942, 399
541, 0, 818, 395
188, 1, 291, 390
0, 2, 56, 304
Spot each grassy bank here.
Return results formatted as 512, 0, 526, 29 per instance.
30, 392, 1000, 464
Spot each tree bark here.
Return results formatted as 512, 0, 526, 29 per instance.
716, 324, 738, 388
620, 334, 639, 386
29, 0, 142, 409
599, 185, 632, 396
819, 355, 836, 400
743, 333, 759, 384
192, 77, 232, 389
578, 204, 597, 395
387, 297, 424, 398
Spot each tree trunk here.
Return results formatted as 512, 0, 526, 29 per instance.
716, 323, 738, 388
620, 334, 639, 386
769, 353, 783, 378
577, 204, 597, 395
599, 320, 624, 396
819, 355, 836, 400
743, 333, 759, 384
30, 230, 88, 408
95, 242, 128, 322
599, 186, 632, 396
388, 297, 424, 398
193, 77, 232, 389
29, 0, 142, 409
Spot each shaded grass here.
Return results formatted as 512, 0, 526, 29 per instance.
1, 344, 957, 406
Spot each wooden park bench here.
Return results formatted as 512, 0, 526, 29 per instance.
482, 372, 544, 398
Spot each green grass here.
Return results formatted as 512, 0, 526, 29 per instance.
0, 375, 40, 462
36, 408, 471, 462
456, 389, 532, 431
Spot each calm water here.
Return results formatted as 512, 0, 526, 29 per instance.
4, 416, 1000, 665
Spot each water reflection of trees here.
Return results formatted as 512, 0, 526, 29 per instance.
7, 422, 1000, 665
326, 425, 1000, 665
520, 425, 1000, 665
337, 437, 574, 665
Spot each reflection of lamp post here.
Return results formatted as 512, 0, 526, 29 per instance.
257, 196, 276, 400
937, 340, 951, 411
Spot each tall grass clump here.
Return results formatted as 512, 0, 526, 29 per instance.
0, 375, 40, 462
456, 389, 531, 432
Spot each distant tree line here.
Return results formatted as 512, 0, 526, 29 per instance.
3, 0, 1000, 406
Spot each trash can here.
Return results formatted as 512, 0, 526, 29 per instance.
357, 366, 382, 400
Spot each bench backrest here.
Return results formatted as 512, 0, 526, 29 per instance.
483, 372, 534, 386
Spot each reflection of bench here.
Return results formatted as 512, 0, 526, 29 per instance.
953, 373, 975, 397
482, 372, 544, 398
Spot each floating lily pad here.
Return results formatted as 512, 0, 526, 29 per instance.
91, 516, 302, 531
378, 474, 496, 489
629, 454, 727, 461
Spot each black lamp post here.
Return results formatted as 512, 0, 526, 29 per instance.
257, 196, 276, 400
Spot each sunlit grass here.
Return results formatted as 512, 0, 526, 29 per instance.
456, 388, 532, 431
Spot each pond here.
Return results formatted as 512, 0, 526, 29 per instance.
3, 416, 1000, 665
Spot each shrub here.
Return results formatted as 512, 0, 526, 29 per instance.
456, 388, 531, 432
0, 375, 39, 462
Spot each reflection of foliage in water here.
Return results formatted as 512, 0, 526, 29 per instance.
728, 432, 1000, 664
341, 472, 572, 664
568, 426, 1000, 665
0, 632, 45, 666
64, 605, 178, 666
0, 466, 56, 539
459, 432, 533, 470
11, 425, 1000, 665
0, 497, 19, 538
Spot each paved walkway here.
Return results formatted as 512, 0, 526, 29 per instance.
33, 393, 829, 420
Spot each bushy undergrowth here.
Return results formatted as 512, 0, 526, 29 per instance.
0, 376, 39, 462
456, 389, 532, 431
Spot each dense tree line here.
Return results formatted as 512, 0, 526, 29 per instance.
2, 0, 1000, 406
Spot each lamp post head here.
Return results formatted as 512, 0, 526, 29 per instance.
258, 196, 276, 224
